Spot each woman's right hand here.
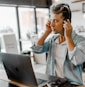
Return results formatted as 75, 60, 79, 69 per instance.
45, 20, 52, 34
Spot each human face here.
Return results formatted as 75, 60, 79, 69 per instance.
50, 13, 64, 35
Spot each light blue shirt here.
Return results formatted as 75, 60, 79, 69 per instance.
32, 31, 85, 85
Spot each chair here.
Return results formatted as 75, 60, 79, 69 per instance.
1, 33, 19, 54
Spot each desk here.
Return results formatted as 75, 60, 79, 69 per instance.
0, 79, 30, 87
0, 79, 85, 87
0, 73, 85, 87
0, 73, 58, 87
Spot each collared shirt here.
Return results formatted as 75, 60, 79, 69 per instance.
32, 31, 85, 85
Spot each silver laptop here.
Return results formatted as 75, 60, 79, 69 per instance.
0, 53, 47, 87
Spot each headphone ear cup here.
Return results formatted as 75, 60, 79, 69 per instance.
63, 4, 71, 22
64, 18, 67, 21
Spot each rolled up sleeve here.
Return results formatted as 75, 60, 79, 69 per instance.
31, 40, 52, 53
68, 41, 85, 66
31, 45, 44, 53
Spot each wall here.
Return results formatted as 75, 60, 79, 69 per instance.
72, 12, 85, 29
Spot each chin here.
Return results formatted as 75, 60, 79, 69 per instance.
52, 30, 57, 34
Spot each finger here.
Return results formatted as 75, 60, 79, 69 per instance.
64, 21, 70, 29
64, 20, 70, 26
46, 21, 51, 27
63, 21, 69, 28
67, 19, 71, 25
63, 23, 67, 29
63, 24, 69, 32
47, 19, 51, 23
63, 21, 67, 24
48, 20, 51, 24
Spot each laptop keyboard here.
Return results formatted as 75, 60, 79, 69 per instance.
36, 79, 46, 85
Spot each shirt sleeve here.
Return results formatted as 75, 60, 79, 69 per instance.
31, 39, 52, 53
68, 41, 85, 66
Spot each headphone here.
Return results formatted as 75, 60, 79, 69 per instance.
62, 4, 71, 22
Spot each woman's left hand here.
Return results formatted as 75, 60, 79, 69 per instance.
63, 19, 73, 39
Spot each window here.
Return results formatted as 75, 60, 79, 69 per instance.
0, 6, 19, 52
0, 6, 50, 52
0, 6, 18, 36
18, 7, 35, 51
36, 8, 49, 38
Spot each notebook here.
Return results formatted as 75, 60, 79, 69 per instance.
0, 53, 47, 87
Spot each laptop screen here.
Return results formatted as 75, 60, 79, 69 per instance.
0, 53, 38, 87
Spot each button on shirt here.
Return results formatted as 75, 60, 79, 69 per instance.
55, 40, 67, 78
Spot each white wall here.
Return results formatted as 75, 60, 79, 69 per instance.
72, 12, 85, 29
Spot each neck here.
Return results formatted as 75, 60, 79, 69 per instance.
58, 35, 65, 44
58, 31, 65, 44
60, 31, 64, 36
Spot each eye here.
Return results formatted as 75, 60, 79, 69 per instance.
50, 18, 58, 23
53, 19, 58, 23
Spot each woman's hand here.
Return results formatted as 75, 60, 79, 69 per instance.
45, 20, 52, 34
63, 19, 73, 39
63, 19, 75, 51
